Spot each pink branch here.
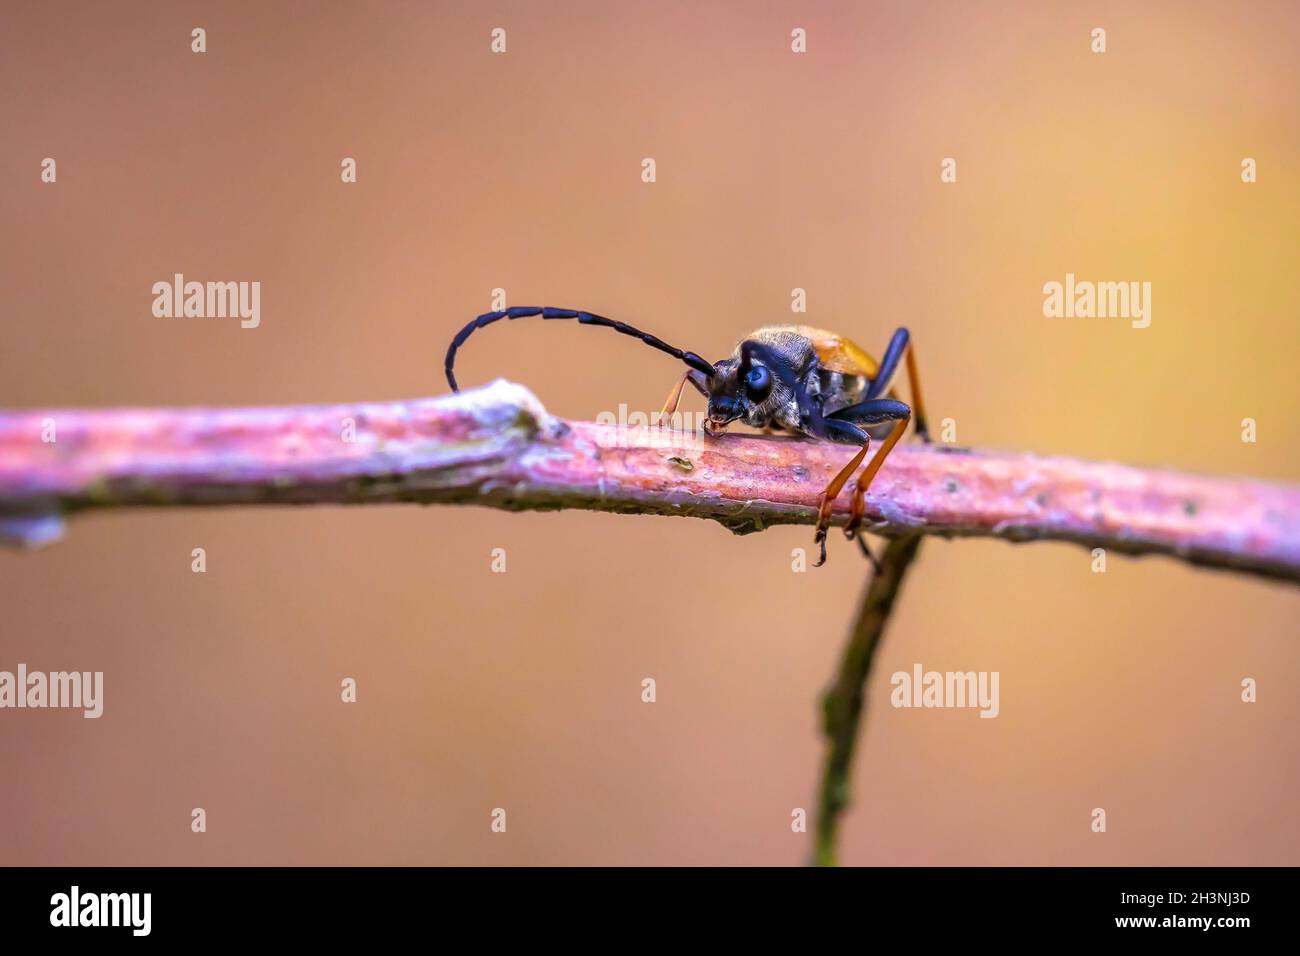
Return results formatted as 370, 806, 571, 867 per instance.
1, 380, 1297, 582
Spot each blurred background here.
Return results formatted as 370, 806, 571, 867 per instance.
1, 0, 1297, 865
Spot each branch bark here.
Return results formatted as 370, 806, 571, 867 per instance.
1, 379, 1297, 583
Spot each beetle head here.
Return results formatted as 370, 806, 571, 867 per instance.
702, 343, 793, 433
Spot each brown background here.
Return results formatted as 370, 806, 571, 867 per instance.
1, 1, 1297, 864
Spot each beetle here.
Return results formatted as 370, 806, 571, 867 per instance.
444, 308, 929, 566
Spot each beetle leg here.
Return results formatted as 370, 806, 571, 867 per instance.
855, 535, 883, 573
845, 418, 909, 538
656, 373, 690, 427
812, 419, 870, 567
656, 370, 710, 428
827, 399, 912, 539
864, 328, 930, 443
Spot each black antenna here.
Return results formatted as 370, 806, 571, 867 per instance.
444, 307, 716, 392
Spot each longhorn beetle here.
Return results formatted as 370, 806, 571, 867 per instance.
445, 308, 929, 566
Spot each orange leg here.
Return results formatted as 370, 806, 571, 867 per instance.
844, 417, 909, 539
812, 439, 871, 567
656, 372, 691, 427
903, 345, 929, 442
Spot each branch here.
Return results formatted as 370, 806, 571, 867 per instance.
814, 534, 923, 866
1, 379, 1297, 583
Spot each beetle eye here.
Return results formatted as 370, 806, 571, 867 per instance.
745, 364, 772, 397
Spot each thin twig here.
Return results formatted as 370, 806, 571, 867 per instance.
0, 380, 1297, 584
812, 534, 923, 866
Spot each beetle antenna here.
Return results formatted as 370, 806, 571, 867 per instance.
444, 307, 716, 392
